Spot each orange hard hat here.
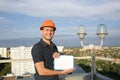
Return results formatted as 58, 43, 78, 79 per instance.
40, 19, 56, 30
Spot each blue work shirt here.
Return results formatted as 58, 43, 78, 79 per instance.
31, 39, 59, 80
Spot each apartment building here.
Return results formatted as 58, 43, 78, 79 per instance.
0, 47, 7, 58
10, 46, 35, 76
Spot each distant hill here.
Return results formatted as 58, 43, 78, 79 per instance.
0, 36, 120, 48
0, 37, 40, 47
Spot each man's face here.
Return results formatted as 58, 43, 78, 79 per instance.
40, 27, 55, 40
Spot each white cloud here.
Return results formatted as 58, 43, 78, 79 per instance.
0, 0, 120, 20
0, 16, 12, 24
109, 29, 120, 35
11, 27, 38, 33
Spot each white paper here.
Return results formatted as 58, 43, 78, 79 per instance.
54, 55, 74, 70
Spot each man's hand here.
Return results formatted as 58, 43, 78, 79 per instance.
52, 52, 60, 58
61, 68, 75, 75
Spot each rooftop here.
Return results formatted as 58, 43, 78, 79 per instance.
0, 64, 113, 80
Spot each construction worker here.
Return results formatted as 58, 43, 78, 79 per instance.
31, 19, 74, 80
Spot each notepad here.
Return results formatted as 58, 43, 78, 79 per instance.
54, 55, 74, 70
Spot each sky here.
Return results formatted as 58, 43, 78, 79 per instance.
0, 0, 120, 47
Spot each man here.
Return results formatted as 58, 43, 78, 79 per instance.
31, 19, 74, 80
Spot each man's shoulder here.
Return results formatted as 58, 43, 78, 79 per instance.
32, 41, 41, 49
31, 41, 42, 55
34, 41, 41, 46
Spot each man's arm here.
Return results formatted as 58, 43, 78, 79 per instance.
35, 61, 74, 76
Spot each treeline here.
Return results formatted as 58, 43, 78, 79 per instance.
75, 59, 120, 80
0, 63, 11, 77
0, 57, 11, 77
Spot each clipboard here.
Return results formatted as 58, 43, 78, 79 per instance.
54, 55, 74, 70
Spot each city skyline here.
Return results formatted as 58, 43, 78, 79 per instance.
0, 0, 120, 47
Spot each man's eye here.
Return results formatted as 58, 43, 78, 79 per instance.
44, 29, 49, 31
50, 30, 54, 32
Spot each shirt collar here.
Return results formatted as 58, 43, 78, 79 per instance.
40, 39, 54, 47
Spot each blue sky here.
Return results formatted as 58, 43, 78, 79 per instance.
0, 0, 120, 46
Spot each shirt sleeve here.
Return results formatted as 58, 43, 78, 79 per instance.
31, 44, 44, 63
54, 45, 58, 52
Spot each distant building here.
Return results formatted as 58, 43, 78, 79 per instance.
10, 46, 35, 76
57, 46, 64, 52
0, 47, 8, 58
0, 47, 10, 58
